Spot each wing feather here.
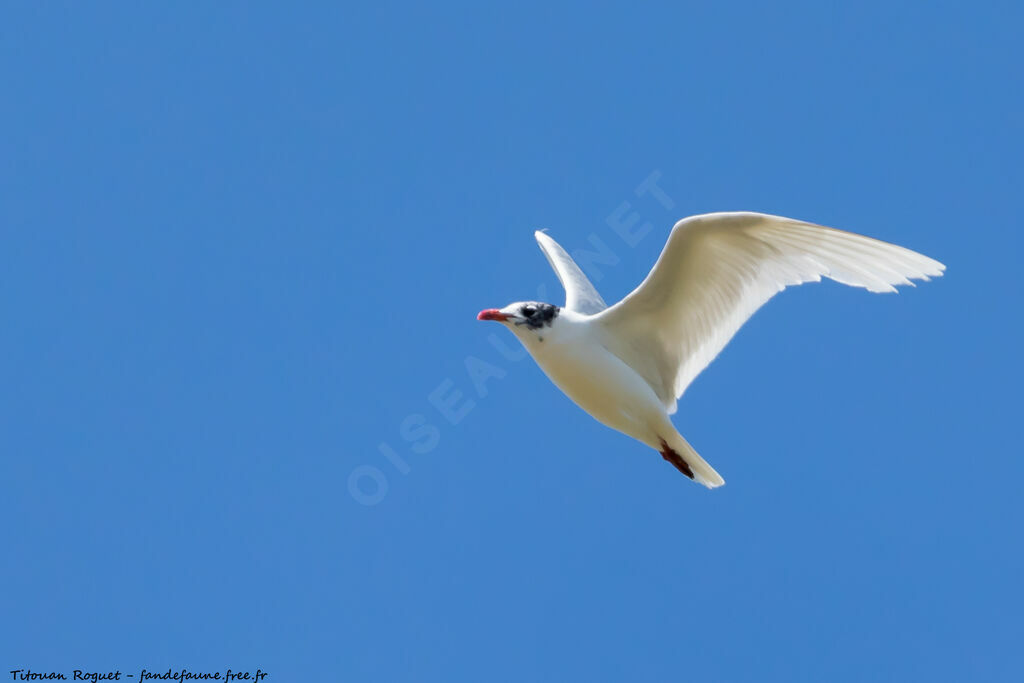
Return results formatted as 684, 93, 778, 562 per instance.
595, 212, 945, 413
535, 230, 608, 315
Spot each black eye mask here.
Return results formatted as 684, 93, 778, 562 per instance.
516, 302, 560, 330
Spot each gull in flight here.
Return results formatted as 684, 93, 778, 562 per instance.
477, 212, 944, 488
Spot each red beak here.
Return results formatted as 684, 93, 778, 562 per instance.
477, 309, 508, 321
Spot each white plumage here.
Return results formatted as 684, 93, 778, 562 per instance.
479, 212, 944, 488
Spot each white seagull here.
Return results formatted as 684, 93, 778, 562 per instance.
477, 212, 944, 488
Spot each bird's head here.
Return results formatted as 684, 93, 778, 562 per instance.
477, 301, 560, 340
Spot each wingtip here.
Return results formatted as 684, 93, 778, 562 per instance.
534, 229, 556, 249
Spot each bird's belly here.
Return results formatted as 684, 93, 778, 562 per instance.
531, 341, 663, 443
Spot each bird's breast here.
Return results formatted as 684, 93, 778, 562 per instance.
527, 333, 665, 439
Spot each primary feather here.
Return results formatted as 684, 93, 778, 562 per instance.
595, 212, 945, 413
535, 230, 608, 315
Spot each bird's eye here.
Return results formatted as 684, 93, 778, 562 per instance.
522, 306, 536, 317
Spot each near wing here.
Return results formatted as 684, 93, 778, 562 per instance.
595, 212, 945, 413
535, 230, 608, 315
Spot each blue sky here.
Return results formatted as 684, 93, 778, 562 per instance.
2, 2, 1021, 681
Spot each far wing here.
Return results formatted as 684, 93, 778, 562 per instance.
535, 230, 608, 315
594, 212, 945, 413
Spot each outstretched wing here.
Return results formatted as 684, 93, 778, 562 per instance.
535, 231, 608, 315
594, 212, 945, 413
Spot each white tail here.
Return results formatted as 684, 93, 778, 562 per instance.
660, 431, 725, 488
